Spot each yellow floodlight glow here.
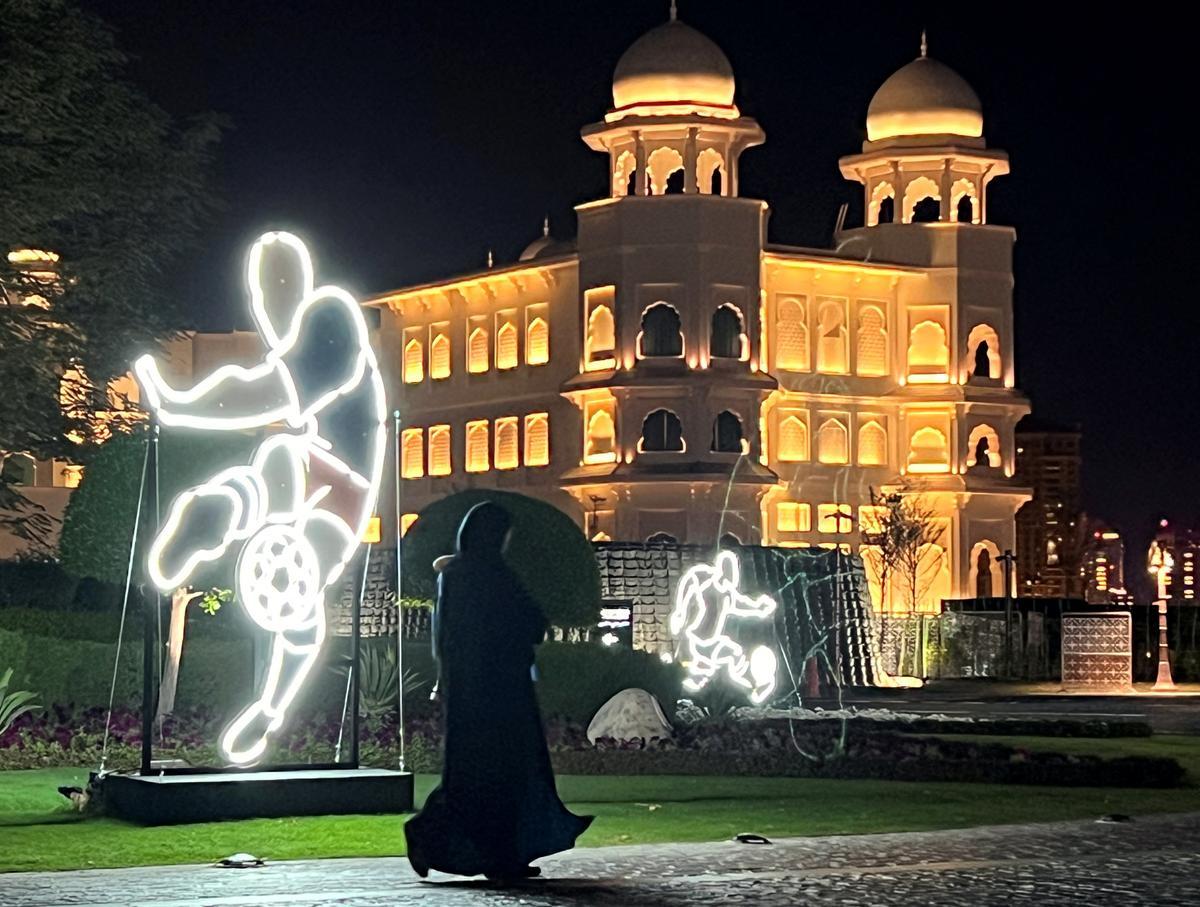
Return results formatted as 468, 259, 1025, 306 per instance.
136, 231, 387, 766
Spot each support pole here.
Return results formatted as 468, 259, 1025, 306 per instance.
1000, 549, 1015, 678
349, 545, 367, 769
140, 421, 161, 776
393, 411, 406, 772
1153, 599, 1176, 691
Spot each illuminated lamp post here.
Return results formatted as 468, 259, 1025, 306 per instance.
1148, 541, 1176, 691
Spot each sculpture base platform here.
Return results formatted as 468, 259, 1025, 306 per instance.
103, 767, 413, 825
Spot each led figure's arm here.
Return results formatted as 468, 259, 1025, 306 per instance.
134, 353, 298, 431
725, 591, 777, 620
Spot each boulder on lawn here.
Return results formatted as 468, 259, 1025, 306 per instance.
586, 688, 672, 745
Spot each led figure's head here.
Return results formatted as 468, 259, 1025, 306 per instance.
134, 230, 387, 766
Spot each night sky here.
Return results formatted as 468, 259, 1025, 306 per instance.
83, 0, 1196, 555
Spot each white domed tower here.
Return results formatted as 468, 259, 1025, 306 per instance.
563, 8, 776, 545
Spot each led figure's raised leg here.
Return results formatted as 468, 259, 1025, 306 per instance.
747, 646, 778, 705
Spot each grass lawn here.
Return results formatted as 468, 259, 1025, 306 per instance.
4, 735, 1200, 873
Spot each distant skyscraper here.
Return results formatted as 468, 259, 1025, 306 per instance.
1151, 520, 1198, 602
1083, 522, 1130, 604
1015, 417, 1083, 598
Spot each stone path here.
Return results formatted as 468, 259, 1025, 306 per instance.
7, 811, 1200, 906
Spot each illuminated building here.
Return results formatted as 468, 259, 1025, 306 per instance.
1083, 523, 1130, 605
1151, 520, 1199, 602
370, 15, 1032, 613
1014, 417, 1083, 598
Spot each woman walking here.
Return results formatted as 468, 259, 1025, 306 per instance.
405, 502, 592, 880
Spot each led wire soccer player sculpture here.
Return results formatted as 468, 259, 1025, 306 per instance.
670, 551, 779, 704
134, 232, 387, 765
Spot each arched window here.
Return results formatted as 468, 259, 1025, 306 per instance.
647, 147, 684, 195
712, 411, 744, 453
816, 418, 849, 464
697, 148, 725, 196
494, 417, 518, 469
856, 305, 887, 376
587, 303, 615, 364
908, 427, 950, 473
613, 150, 636, 197
903, 176, 941, 223
710, 304, 743, 359
465, 421, 489, 472
970, 541, 1004, 599
816, 301, 847, 373
951, 178, 978, 224
967, 324, 1002, 380
526, 316, 549, 365
428, 425, 451, 475
496, 322, 518, 370
524, 413, 549, 466
778, 415, 808, 462
586, 409, 616, 462
869, 181, 895, 226
857, 420, 887, 466
967, 424, 1002, 469
430, 332, 451, 379
640, 409, 684, 452
907, 320, 949, 377
1, 453, 36, 486
401, 428, 424, 478
665, 169, 685, 194
646, 532, 677, 545
878, 196, 895, 224
640, 303, 682, 358
775, 298, 809, 371
976, 546, 993, 597
403, 338, 424, 384
719, 532, 741, 547
468, 327, 489, 373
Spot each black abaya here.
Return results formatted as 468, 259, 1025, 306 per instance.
404, 503, 592, 878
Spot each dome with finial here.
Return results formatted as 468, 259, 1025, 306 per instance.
866, 32, 983, 142
519, 217, 573, 262
611, 6, 735, 111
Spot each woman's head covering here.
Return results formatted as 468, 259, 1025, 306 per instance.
455, 502, 512, 558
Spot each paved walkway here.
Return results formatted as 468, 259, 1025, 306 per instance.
7, 811, 1200, 906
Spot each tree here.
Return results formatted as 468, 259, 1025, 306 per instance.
0, 0, 222, 540
60, 428, 252, 720
862, 482, 944, 676
402, 490, 602, 629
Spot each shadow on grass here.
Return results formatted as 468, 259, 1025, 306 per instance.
0, 811, 84, 828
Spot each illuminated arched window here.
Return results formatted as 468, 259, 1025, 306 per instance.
907, 321, 949, 377
640, 303, 682, 358
428, 425, 451, 475
967, 424, 1002, 469
468, 327, 489, 373
908, 427, 949, 473
496, 322, 518, 370
776, 298, 809, 371
430, 332, 450, 379
710, 304, 744, 359
711, 411, 744, 453
951, 178, 978, 224
697, 148, 725, 195
816, 418, 849, 464
816, 301, 847, 373
778, 415, 808, 462
777, 501, 811, 532
857, 420, 887, 466
465, 420, 490, 472
586, 409, 616, 462
403, 338, 424, 383
524, 413, 549, 466
1, 453, 37, 486
970, 541, 1004, 598
903, 176, 941, 223
869, 181, 895, 226
587, 303, 615, 364
494, 417, 518, 469
967, 324, 1001, 380
401, 428, 424, 478
613, 150, 636, 197
526, 317, 549, 365
647, 146, 684, 195
856, 305, 887, 376
640, 409, 683, 452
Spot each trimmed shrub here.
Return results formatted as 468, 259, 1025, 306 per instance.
0, 561, 81, 611
535, 641, 683, 723
402, 490, 601, 628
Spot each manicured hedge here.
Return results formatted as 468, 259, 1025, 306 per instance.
765, 716, 1155, 739
535, 641, 684, 723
